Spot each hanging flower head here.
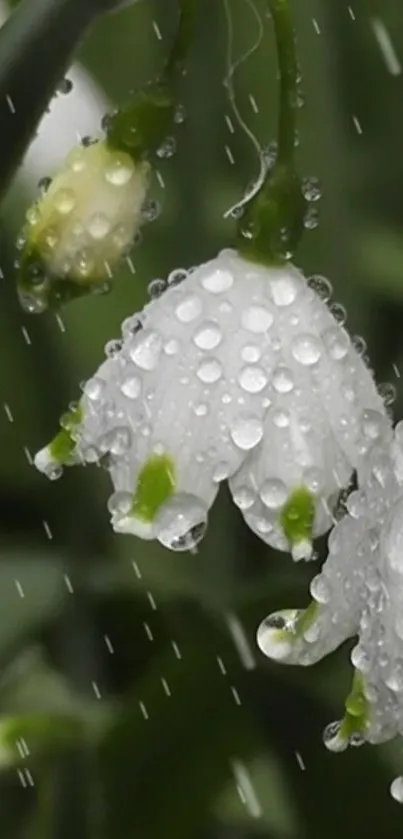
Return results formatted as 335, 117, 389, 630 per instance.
34, 249, 385, 554
256, 417, 403, 764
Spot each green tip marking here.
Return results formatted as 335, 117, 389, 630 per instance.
131, 454, 176, 523
49, 403, 83, 465
341, 671, 368, 738
280, 485, 315, 548
294, 600, 318, 638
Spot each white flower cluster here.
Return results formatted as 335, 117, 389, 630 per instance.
35, 248, 384, 557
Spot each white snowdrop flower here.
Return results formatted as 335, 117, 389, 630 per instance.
257, 417, 403, 763
34, 249, 387, 553
229, 269, 386, 560
18, 140, 150, 312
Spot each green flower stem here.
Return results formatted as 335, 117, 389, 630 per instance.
164, 0, 199, 83
270, 0, 299, 166
236, 0, 305, 266
106, 0, 199, 160
0, 0, 117, 204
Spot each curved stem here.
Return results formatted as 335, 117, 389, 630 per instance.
269, 0, 299, 165
236, 0, 304, 266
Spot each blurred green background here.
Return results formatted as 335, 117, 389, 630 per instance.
0, 0, 403, 836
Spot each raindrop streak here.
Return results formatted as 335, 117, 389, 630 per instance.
370, 17, 402, 76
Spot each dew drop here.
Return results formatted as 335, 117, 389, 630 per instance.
304, 206, 319, 229
238, 365, 267, 394
156, 136, 177, 159
83, 377, 105, 401
302, 176, 322, 202
176, 294, 202, 323
104, 154, 134, 186
193, 321, 222, 350
88, 213, 111, 240
53, 188, 75, 215
168, 268, 188, 287
193, 403, 208, 417
105, 339, 123, 358
164, 338, 180, 355
141, 198, 161, 222
307, 274, 332, 301
260, 478, 288, 510
272, 365, 294, 393
148, 278, 166, 299
196, 358, 222, 384
107, 491, 132, 516
322, 326, 350, 361
121, 376, 142, 399
232, 485, 256, 510
241, 344, 261, 363
230, 414, 263, 450
291, 334, 322, 366
213, 461, 230, 482
329, 302, 347, 325
323, 721, 347, 753
241, 305, 273, 333
310, 574, 330, 604
129, 329, 162, 370
378, 382, 396, 407
270, 272, 299, 306
390, 777, 403, 803
155, 493, 208, 551
201, 269, 234, 294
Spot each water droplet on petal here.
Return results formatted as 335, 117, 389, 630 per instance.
168, 268, 188, 287
148, 278, 166, 299
84, 377, 105, 401
308, 274, 332, 301
196, 358, 222, 383
260, 478, 288, 509
53, 188, 75, 214
88, 213, 111, 240
238, 365, 267, 394
193, 321, 222, 350
104, 154, 134, 185
201, 269, 234, 294
323, 721, 348, 753
176, 294, 202, 323
105, 339, 123, 358
230, 414, 263, 450
322, 326, 350, 360
270, 273, 299, 306
164, 338, 180, 355
272, 365, 294, 393
291, 334, 322, 366
129, 329, 162, 370
390, 777, 403, 803
329, 302, 347, 325
121, 375, 142, 399
155, 493, 208, 551
107, 491, 133, 516
193, 402, 208, 417
213, 461, 230, 482
310, 574, 330, 604
232, 485, 256, 510
241, 344, 261, 363
242, 305, 273, 333
378, 382, 396, 407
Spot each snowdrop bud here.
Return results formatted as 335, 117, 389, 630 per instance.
17, 140, 150, 312
229, 261, 386, 557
